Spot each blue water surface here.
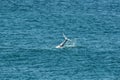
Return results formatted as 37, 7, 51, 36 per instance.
0, 0, 120, 80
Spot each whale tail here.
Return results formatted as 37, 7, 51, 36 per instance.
63, 33, 71, 41
56, 33, 71, 48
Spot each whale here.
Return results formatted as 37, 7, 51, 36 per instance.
56, 33, 70, 48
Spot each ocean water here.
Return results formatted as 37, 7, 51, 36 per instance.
0, 0, 120, 80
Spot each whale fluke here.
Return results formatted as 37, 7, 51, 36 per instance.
56, 33, 70, 48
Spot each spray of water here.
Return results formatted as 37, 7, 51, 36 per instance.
64, 38, 77, 48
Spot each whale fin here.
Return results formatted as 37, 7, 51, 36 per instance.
56, 33, 71, 48
63, 33, 71, 41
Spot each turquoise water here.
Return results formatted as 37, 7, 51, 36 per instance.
0, 0, 120, 80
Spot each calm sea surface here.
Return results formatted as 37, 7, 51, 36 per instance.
0, 0, 120, 80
